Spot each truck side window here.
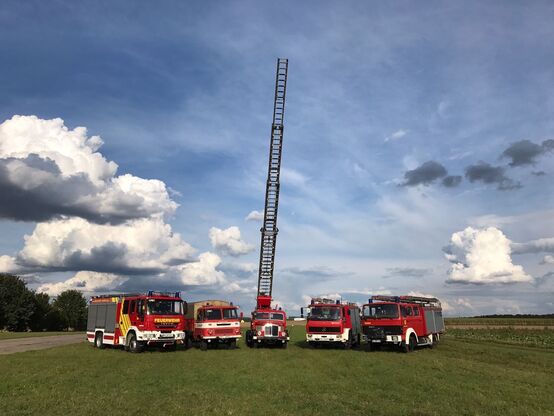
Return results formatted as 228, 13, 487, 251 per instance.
406, 307, 413, 316
123, 300, 129, 314
129, 300, 136, 314
414, 307, 420, 316
401, 306, 408, 317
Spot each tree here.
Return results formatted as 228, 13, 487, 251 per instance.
0, 273, 35, 331
29, 292, 53, 331
53, 290, 87, 330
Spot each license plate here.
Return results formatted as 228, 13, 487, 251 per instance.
372, 339, 382, 343
159, 334, 174, 338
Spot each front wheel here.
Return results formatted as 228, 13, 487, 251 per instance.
281, 341, 287, 349
343, 334, 352, 350
229, 339, 237, 350
245, 330, 254, 348
128, 333, 143, 353
200, 340, 208, 351
403, 334, 416, 353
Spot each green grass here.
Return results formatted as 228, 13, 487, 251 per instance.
0, 331, 84, 340
1, 327, 553, 416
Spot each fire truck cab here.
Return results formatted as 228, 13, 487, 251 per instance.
184, 300, 242, 350
361, 295, 445, 352
305, 298, 362, 349
86, 291, 186, 352
246, 295, 289, 348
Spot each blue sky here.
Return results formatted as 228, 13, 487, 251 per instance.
1, 1, 553, 315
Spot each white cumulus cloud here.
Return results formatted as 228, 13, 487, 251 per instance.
385, 129, 408, 142
0, 217, 195, 274
209, 226, 255, 257
245, 210, 264, 222
443, 227, 532, 284
0, 115, 177, 223
38, 271, 128, 296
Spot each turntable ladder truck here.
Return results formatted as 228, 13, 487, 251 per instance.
246, 58, 290, 348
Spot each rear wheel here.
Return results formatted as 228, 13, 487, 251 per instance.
94, 332, 104, 349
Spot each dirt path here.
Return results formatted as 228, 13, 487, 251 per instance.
0, 334, 85, 355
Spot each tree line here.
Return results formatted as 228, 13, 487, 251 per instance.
0, 273, 87, 332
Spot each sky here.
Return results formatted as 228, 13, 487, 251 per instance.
0, 1, 553, 316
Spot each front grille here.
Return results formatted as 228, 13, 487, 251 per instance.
363, 326, 402, 338
156, 324, 177, 330
308, 327, 341, 333
265, 325, 279, 337
215, 328, 235, 336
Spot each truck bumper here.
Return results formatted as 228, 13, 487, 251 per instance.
252, 335, 289, 343
306, 333, 347, 343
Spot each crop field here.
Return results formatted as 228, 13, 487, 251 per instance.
1, 324, 553, 416
445, 317, 554, 327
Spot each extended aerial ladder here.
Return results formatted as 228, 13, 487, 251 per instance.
256, 58, 288, 310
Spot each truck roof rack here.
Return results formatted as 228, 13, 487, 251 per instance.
91, 291, 181, 300
311, 297, 358, 306
369, 295, 441, 307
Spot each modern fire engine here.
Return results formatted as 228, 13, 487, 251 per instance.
184, 300, 242, 350
304, 298, 362, 348
86, 291, 186, 352
361, 295, 445, 352
245, 58, 290, 348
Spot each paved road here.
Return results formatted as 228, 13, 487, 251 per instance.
0, 334, 85, 355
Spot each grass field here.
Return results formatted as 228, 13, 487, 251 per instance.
445, 317, 554, 326
0, 331, 84, 340
1, 325, 553, 416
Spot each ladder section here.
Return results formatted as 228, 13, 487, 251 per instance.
257, 58, 288, 298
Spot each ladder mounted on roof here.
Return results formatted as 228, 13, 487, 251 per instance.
256, 58, 289, 308
370, 295, 441, 307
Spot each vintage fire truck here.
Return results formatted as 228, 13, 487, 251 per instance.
361, 295, 445, 352
86, 291, 186, 352
304, 298, 362, 348
246, 296, 289, 348
184, 300, 242, 350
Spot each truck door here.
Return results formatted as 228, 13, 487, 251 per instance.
412, 306, 425, 336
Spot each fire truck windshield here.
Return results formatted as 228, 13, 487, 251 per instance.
147, 299, 183, 315
253, 312, 284, 320
223, 308, 238, 319
363, 304, 399, 319
308, 306, 341, 321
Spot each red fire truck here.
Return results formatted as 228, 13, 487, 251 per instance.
86, 291, 186, 352
304, 298, 362, 349
245, 296, 289, 348
361, 295, 445, 352
184, 300, 242, 350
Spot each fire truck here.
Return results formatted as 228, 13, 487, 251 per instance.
245, 58, 290, 348
184, 300, 242, 350
86, 291, 186, 352
246, 296, 289, 348
361, 295, 445, 352
304, 298, 362, 348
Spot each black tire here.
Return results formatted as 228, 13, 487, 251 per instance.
200, 340, 208, 351
184, 333, 192, 349
245, 330, 253, 348
433, 333, 440, 344
128, 333, 143, 353
229, 339, 237, 350
343, 334, 352, 350
94, 332, 104, 349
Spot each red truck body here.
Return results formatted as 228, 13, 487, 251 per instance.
184, 300, 242, 350
86, 291, 186, 352
361, 295, 445, 352
246, 295, 289, 348
305, 298, 362, 348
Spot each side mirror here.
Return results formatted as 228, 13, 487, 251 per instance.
183, 301, 188, 315
300, 307, 304, 318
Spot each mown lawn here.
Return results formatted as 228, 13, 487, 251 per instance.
1, 326, 553, 416
0, 331, 84, 340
